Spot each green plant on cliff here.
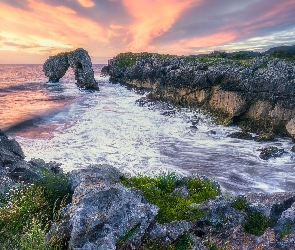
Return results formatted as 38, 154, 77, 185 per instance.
0, 170, 71, 249
120, 172, 220, 223
137, 232, 193, 250
270, 51, 295, 61
243, 210, 271, 236
232, 196, 247, 211
231, 196, 271, 236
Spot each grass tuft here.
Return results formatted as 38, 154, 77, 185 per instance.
120, 172, 220, 223
232, 196, 247, 211
243, 210, 272, 236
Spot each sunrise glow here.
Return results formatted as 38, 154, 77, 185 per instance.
0, 0, 294, 63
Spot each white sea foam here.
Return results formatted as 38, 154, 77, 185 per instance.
3, 67, 295, 194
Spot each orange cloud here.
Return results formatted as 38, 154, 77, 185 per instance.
155, 32, 237, 55
0, 0, 106, 57
183, 32, 237, 49
122, 0, 197, 51
77, 0, 95, 8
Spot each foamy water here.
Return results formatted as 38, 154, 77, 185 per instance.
1, 65, 295, 194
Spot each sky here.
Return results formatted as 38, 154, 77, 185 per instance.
0, 0, 295, 64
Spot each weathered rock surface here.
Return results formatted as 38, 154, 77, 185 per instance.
0, 129, 24, 166
43, 52, 69, 83
228, 131, 253, 140
259, 146, 285, 160
66, 165, 158, 250
43, 48, 98, 90
107, 52, 295, 138
0, 128, 64, 183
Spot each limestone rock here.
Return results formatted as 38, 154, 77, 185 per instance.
68, 48, 98, 89
108, 52, 295, 136
66, 165, 158, 250
274, 202, 295, 238
246, 192, 295, 220
227, 131, 253, 140
259, 146, 285, 160
148, 221, 191, 245
286, 118, 295, 139
0, 129, 24, 166
209, 87, 247, 117
43, 52, 69, 83
43, 48, 98, 90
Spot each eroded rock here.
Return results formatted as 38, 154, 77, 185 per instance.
108, 52, 295, 136
43, 48, 98, 90
0, 129, 24, 166
259, 146, 285, 160
66, 165, 158, 250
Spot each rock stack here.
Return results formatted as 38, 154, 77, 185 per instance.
43, 48, 98, 90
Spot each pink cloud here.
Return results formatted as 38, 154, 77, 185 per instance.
156, 32, 237, 55
0, 0, 107, 56
122, 0, 198, 51
77, 0, 95, 8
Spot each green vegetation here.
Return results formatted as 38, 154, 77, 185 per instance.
231, 195, 271, 236
116, 52, 176, 68
232, 196, 247, 211
116, 224, 140, 248
173, 232, 194, 250
257, 62, 268, 69
0, 169, 71, 249
243, 210, 272, 236
138, 232, 193, 250
120, 172, 220, 223
204, 241, 219, 250
270, 51, 295, 61
281, 220, 292, 238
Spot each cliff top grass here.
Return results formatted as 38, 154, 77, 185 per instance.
114, 48, 295, 71
120, 172, 220, 223
0, 169, 71, 249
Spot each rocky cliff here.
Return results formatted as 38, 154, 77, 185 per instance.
43, 48, 98, 90
106, 52, 295, 138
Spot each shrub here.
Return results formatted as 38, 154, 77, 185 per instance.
0, 169, 71, 249
243, 210, 271, 236
120, 172, 220, 223
232, 196, 247, 211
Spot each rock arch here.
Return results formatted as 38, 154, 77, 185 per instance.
43, 48, 98, 90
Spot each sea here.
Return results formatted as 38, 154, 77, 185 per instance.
1, 64, 295, 194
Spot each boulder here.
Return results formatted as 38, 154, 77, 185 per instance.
66, 165, 158, 250
148, 221, 191, 245
246, 192, 295, 221
100, 65, 110, 76
259, 146, 285, 160
0, 129, 24, 166
227, 131, 253, 140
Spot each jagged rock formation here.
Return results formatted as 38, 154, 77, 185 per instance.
43, 48, 98, 90
107, 52, 295, 138
66, 165, 158, 250
0, 129, 62, 192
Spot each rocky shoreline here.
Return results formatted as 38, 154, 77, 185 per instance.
105, 51, 295, 140
1, 129, 295, 249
